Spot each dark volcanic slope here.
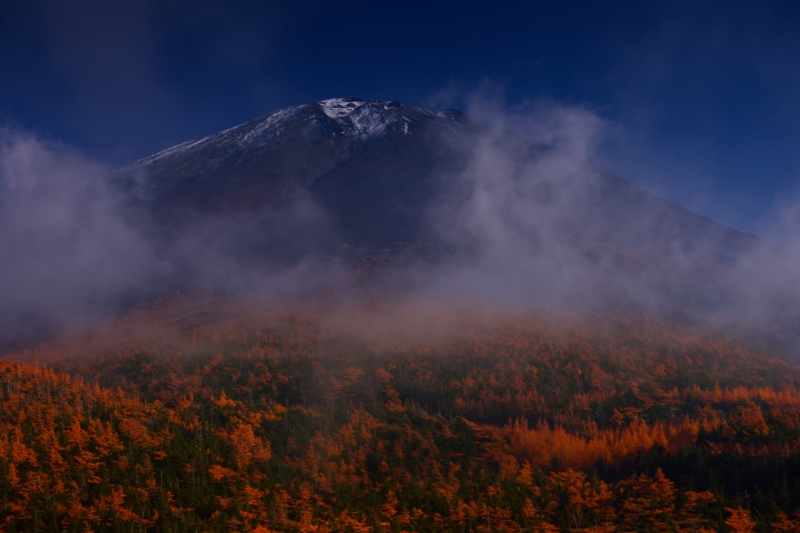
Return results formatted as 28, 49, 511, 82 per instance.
116, 97, 772, 266
118, 98, 466, 245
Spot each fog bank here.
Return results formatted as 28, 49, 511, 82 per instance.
1, 97, 799, 353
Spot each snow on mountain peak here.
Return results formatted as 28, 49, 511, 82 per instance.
319, 98, 366, 119
317, 99, 408, 138
118, 98, 462, 173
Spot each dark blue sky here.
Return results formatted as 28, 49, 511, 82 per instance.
2, 0, 800, 238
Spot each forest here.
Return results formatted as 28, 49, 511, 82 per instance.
2, 305, 800, 532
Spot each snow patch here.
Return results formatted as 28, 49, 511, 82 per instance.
350, 105, 390, 137
319, 98, 365, 119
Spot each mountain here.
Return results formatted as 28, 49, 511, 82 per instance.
117, 98, 467, 247
116, 97, 771, 269
107, 97, 800, 339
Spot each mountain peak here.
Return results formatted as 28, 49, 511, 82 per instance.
119, 98, 466, 176
112, 97, 768, 267
317, 97, 366, 119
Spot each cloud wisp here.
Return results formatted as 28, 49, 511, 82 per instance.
0, 128, 348, 345
0, 129, 166, 341
396, 96, 800, 348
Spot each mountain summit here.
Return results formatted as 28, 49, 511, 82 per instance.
118, 98, 467, 243
116, 97, 769, 270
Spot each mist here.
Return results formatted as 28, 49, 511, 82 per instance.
1, 97, 800, 354
0, 127, 347, 345
403, 96, 800, 348
0, 129, 167, 343
308, 94, 800, 352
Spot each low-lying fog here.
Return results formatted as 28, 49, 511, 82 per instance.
1, 97, 799, 355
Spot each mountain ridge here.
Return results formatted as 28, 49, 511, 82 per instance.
114, 97, 771, 266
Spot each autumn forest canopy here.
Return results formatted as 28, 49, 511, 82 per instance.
2, 297, 800, 533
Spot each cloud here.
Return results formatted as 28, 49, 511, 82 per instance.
2, 94, 800, 356
0, 127, 350, 345
381, 94, 800, 352
421, 101, 609, 309
754, 181, 800, 256
0, 129, 166, 339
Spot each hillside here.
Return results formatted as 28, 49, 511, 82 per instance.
3, 311, 800, 532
